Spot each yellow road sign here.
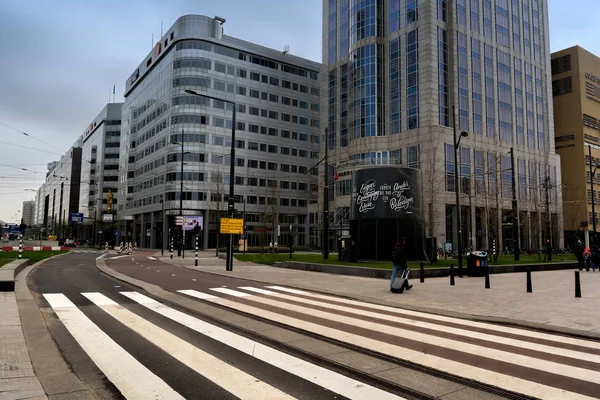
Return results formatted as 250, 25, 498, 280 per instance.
220, 218, 243, 234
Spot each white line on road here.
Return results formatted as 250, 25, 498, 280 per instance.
108, 255, 128, 260
209, 287, 252, 297
43, 293, 184, 400
147, 256, 157, 260
82, 292, 295, 400
122, 291, 406, 400
177, 289, 217, 299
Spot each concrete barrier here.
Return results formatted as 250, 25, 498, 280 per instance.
0, 260, 30, 291
273, 261, 578, 280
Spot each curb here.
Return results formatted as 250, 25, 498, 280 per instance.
161, 258, 600, 341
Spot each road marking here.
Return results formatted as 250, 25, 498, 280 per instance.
266, 287, 600, 351
83, 292, 294, 400
177, 289, 217, 299
209, 288, 252, 297
96, 254, 107, 260
43, 293, 184, 400
230, 291, 600, 384
108, 255, 128, 260
192, 279, 196, 282
256, 289, 600, 364
238, 287, 279, 295
122, 291, 404, 400
148, 256, 157, 260
197, 294, 595, 400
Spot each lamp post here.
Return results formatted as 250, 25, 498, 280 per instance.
160, 197, 165, 256
452, 105, 468, 270
589, 145, 600, 246
185, 89, 236, 271
243, 195, 246, 255
171, 130, 189, 256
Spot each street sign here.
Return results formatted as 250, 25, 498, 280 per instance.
175, 216, 184, 226
69, 212, 84, 223
146, 229, 151, 237
114, 230, 120, 236
103, 214, 113, 222
228, 198, 235, 211
220, 218, 243, 234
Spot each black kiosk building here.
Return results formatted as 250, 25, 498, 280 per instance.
350, 166, 423, 261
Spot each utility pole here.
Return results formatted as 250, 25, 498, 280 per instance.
545, 174, 552, 261
178, 129, 184, 256
509, 148, 519, 260
589, 145, 597, 245
323, 127, 329, 260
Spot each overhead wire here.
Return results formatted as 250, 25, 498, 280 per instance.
0, 121, 66, 153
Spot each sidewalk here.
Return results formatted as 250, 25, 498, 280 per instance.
0, 292, 46, 400
157, 251, 600, 338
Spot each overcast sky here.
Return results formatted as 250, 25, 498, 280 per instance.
0, 0, 596, 224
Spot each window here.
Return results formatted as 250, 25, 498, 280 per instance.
282, 80, 291, 89
215, 62, 226, 73
280, 181, 290, 189
269, 76, 279, 86
260, 143, 267, 152
249, 107, 259, 116
268, 127, 278, 136
250, 72, 260, 81
281, 146, 290, 155
237, 68, 247, 78
269, 93, 279, 102
248, 141, 258, 150
269, 110, 279, 119
268, 162, 277, 170
281, 130, 291, 138
248, 159, 258, 168
268, 144, 277, 153
237, 86, 247, 96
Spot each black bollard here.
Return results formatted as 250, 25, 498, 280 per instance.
575, 271, 582, 298
450, 264, 455, 286
485, 265, 490, 289
458, 261, 463, 278
526, 268, 532, 293
420, 262, 425, 283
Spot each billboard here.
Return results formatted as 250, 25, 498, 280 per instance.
351, 166, 421, 220
182, 216, 203, 231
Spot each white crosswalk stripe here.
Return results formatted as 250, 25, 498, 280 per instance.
43, 289, 407, 400
174, 285, 600, 400
43, 293, 184, 400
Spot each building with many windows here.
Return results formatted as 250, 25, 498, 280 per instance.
21, 200, 35, 228
79, 103, 123, 245
552, 46, 600, 246
118, 15, 321, 250
322, 0, 562, 259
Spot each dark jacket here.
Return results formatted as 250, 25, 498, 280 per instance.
392, 244, 408, 268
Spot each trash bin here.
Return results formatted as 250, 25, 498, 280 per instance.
467, 251, 488, 277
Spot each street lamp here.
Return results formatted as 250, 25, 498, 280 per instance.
160, 196, 165, 256
452, 105, 468, 270
589, 145, 600, 245
185, 89, 237, 272
171, 132, 190, 256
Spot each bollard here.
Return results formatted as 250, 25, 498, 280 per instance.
526, 268, 532, 293
18, 234, 23, 259
170, 236, 173, 260
485, 265, 490, 289
420, 262, 424, 283
450, 264, 455, 286
195, 235, 198, 267
575, 271, 582, 298
458, 261, 463, 278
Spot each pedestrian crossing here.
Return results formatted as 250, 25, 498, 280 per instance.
175, 285, 599, 400
69, 249, 101, 253
43, 288, 405, 400
42, 284, 600, 400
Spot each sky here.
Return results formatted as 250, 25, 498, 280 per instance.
0, 0, 596, 224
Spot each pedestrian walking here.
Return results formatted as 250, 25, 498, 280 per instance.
269, 241, 273, 253
592, 246, 599, 272
584, 246, 592, 272
274, 241, 278, 254
390, 237, 412, 293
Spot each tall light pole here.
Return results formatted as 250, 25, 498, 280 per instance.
452, 105, 468, 269
160, 196, 165, 256
171, 130, 189, 256
323, 127, 329, 260
185, 89, 236, 271
243, 195, 246, 255
509, 147, 520, 260
588, 145, 600, 245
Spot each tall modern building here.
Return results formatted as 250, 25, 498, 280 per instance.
79, 103, 123, 244
322, 0, 562, 259
118, 15, 321, 250
21, 200, 35, 228
552, 46, 600, 246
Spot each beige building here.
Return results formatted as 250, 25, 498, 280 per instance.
552, 46, 600, 245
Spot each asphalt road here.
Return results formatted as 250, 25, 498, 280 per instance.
27, 251, 363, 400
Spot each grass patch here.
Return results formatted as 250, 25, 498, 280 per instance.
0, 251, 66, 265
234, 252, 576, 270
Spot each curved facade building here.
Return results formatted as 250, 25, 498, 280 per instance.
321, 0, 563, 259
118, 15, 321, 249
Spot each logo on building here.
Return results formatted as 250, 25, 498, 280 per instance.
389, 181, 414, 211
356, 179, 379, 213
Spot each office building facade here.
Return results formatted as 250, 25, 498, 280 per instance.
118, 15, 321, 250
21, 200, 35, 228
552, 46, 600, 245
80, 103, 123, 244
322, 0, 562, 259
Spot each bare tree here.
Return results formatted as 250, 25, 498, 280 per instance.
209, 168, 226, 256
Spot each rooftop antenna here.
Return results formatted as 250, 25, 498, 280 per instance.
283, 45, 290, 54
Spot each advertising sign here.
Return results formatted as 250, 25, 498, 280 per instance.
220, 218, 244, 234
103, 214, 113, 222
182, 216, 203, 231
351, 166, 421, 220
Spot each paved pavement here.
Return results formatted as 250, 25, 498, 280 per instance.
0, 292, 46, 400
157, 251, 600, 338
